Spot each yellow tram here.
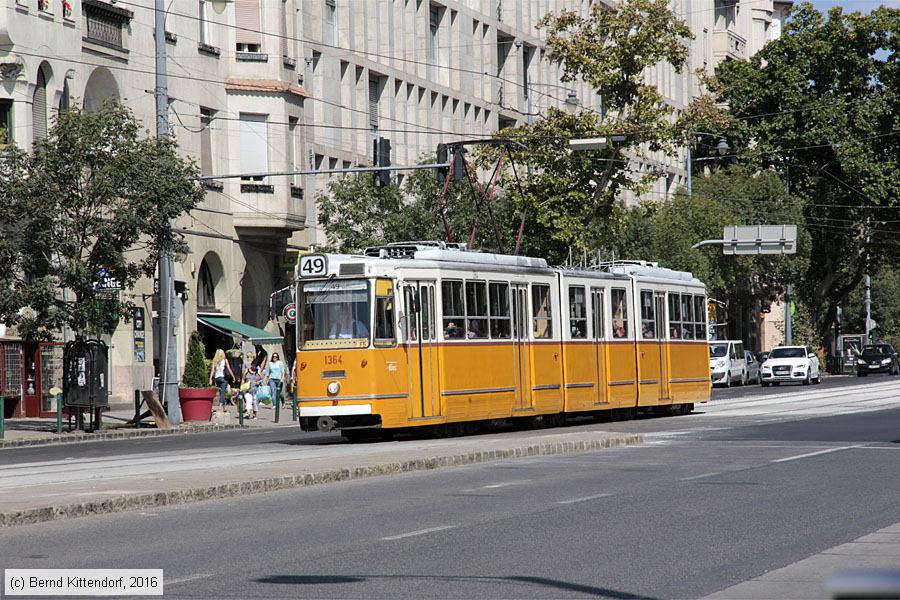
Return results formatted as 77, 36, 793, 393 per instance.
295, 242, 710, 438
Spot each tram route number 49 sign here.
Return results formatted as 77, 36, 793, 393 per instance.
298, 253, 328, 278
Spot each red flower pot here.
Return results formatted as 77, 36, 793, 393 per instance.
178, 388, 216, 422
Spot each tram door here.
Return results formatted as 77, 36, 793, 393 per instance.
405, 282, 441, 419
655, 293, 670, 400
511, 284, 532, 410
591, 288, 608, 405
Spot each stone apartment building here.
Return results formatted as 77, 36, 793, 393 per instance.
0, 0, 788, 410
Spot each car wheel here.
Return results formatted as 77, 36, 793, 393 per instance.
814, 373, 822, 384
739, 371, 747, 386
858, 372, 867, 377
725, 374, 732, 388
761, 381, 770, 387
803, 371, 811, 385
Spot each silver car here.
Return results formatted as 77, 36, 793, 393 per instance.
744, 351, 762, 385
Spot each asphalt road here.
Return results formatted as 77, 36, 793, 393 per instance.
0, 374, 890, 467
1, 402, 898, 598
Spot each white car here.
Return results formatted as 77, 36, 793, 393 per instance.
760, 345, 821, 386
709, 340, 748, 387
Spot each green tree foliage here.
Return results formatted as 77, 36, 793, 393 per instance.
712, 2, 900, 340
181, 333, 212, 389
316, 159, 521, 254
481, 0, 696, 257
621, 166, 809, 341
839, 267, 900, 346
0, 102, 204, 340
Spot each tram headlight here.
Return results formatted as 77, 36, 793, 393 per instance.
327, 381, 341, 396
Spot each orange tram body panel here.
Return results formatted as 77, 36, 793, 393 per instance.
295, 244, 711, 436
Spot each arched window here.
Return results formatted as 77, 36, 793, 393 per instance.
198, 260, 216, 310
32, 67, 48, 148
59, 79, 70, 112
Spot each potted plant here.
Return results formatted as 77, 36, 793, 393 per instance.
178, 333, 216, 421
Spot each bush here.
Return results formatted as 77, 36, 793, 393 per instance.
181, 333, 212, 388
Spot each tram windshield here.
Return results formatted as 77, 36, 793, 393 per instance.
300, 279, 371, 349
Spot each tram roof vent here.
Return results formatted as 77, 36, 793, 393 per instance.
363, 241, 467, 259
603, 261, 696, 282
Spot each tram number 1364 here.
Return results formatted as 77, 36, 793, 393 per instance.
299, 254, 328, 278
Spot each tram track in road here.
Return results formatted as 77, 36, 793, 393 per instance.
2, 406, 898, 599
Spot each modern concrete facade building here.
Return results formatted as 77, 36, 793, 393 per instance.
0, 0, 789, 409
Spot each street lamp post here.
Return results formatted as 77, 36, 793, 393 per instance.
686, 132, 729, 196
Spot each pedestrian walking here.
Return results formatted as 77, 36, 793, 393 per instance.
208, 349, 234, 413
242, 363, 263, 419
266, 353, 285, 408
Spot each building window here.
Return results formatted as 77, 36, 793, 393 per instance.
287, 116, 298, 185
200, 107, 214, 177
0, 100, 12, 146
429, 5, 440, 81
235, 0, 261, 52
32, 67, 48, 148
83, 0, 131, 49
199, 0, 210, 45
522, 43, 533, 100
198, 260, 216, 311
324, 0, 337, 45
239, 113, 268, 181
368, 78, 380, 131
714, 0, 736, 31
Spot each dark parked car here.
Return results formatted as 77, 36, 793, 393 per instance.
856, 344, 900, 376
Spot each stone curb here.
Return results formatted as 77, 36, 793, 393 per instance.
0, 433, 641, 528
0, 423, 254, 449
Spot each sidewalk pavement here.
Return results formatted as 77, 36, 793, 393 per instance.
0, 401, 294, 448
704, 523, 900, 599
0, 427, 641, 528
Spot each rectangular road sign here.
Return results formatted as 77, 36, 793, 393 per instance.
723, 225, 797, 255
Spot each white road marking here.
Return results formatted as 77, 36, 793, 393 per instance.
680, 472, 721, 481
483, 480, 531, 489
771, 445, 863, 463
558, 493, 613, 505
381, 525, 456, 540
166, 573, 215, 586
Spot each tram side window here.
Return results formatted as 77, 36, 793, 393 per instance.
374, 282, 396, 347
640, 290, 656, 339
694, 295, 707, 340
404, 287, 418, 342
489, 282, 511, 339
611, 288, 629, 338
532, 283, 553, 339
442, 280, 465, 339
569, 286, 587, 339
680, 294, 695, 340
668, 293, 681, 339
465, 280, 488, 339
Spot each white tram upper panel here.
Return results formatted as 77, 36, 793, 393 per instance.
297, 242, 704, 289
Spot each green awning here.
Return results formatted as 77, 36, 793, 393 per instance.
198, 315, 284, 345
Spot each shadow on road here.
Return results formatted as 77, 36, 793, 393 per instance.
254, 573, 659, 599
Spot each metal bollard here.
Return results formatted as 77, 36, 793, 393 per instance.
292, 388, 298, 422
57, 393, 63, 435
134, 389, 141, 429
238, 394, 244, 428
0, 396, 4, 440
